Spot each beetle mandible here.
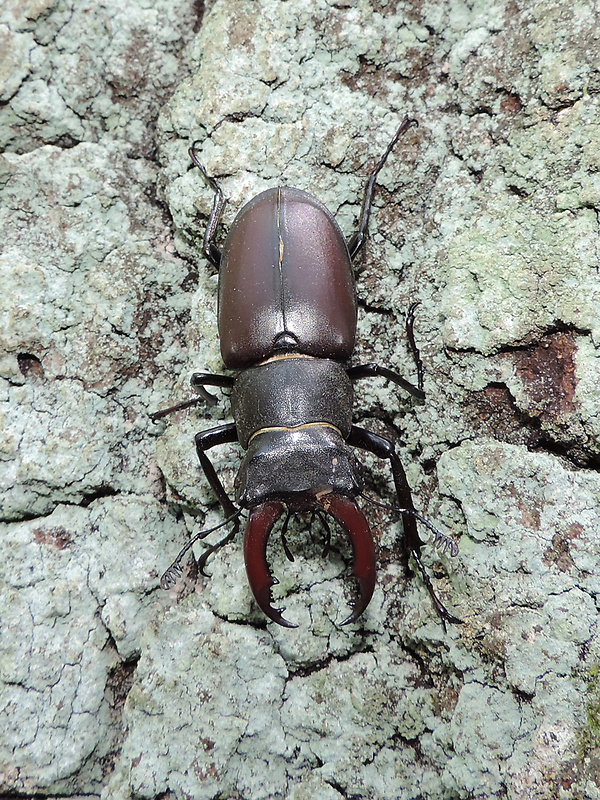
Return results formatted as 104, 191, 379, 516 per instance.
153, 119, 460, 627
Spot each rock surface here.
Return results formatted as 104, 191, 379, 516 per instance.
1, 0, 599, 798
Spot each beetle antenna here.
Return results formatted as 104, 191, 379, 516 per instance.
358, 492, 459, 557
160, 508, 245, 589
317, 511, 332, 557
280, 510, 294, 562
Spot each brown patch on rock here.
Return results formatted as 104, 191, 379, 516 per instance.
33, 526, 72, 549
500, 93, 523, 113
467, 383, 527, 444
510, 332, 578, 420
543, 533, 575, 572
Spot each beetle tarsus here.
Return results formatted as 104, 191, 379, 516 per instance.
405, 301, 424, 392
280, 510, 295, 562
196, 526, 239, 576
318, 511, 332, 558
410, 549, 464, 625
150, 396, 205, 421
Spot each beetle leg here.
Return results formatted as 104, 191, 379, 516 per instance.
280, 509, 294, 562
317, 511, 332, 558
348, 426, 461, 624
317, 493, 376, 625
189, 141, 226, 269
161, 508, 243, 588
244, 501, 297, 628
405, 301, 424, 392
347, 363, 424, 401
150, 373, 235, 420
159, 424, 240, 584
190, 371, 234, 404
195, 423, 239, 518
347, 117, 417, 260
347, 302, 424, 398
196, 526, 239, 575
194, 423, 240, 574
150, 396, 207, 421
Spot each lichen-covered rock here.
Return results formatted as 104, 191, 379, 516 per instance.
0, 0, 199, 154
0, 497, 180, 793
1, 0, 599, 798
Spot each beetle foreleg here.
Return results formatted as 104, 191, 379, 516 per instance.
195, 423, 239, 517
317, 493, 376, 625
244, 501, 297, 628
161, 508, 243, 588
194, 423, 240, 574
348, 425, 461, 624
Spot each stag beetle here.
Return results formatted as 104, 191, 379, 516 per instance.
153, 119, 460, 627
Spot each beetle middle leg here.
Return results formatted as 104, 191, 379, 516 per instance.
150, 373, 234, 421
348, 425, 461, 624
347, 301, 425, 399
405, 301, 424, 391
347, 362, 424, 401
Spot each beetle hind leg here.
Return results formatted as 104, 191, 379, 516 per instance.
189, 141, 226, 269
347, 117, 417, 260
